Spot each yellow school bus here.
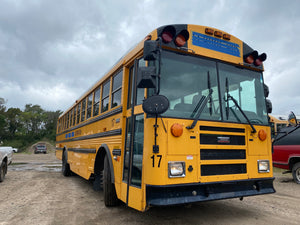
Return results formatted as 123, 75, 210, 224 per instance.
268, 115, 289, 139
56, 24, 275, 212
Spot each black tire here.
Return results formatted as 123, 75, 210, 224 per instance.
292, 162, 300, 184
62, 151, 71, 177
103, 155, 118, 206
0, 161, 7, 182
93, 170, 103, 191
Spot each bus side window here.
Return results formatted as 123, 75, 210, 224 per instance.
81, 98, 86, 122
112, 70, 123, 108
128, 66, 134, 109
136, 59, 146, 105
76, 104, 81, 125
86, 93, 93, 119
93, 87, 101, 116
72, 107, 76, 126
128, 58, 146, 109
102, 79, 110, 113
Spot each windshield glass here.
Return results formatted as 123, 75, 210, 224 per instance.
155, 50, 268, 126
219, 63, 268, 125
159, 51, 221, 121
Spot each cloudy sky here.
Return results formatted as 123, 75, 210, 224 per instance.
0, 0, 299, 116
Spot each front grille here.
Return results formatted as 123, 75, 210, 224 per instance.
200, 134, 245, 145
200, 149, 246, 160
200, 126, 245, 133
201, 164, 247, 176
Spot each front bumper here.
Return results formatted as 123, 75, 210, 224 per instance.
146, 178, 275, 206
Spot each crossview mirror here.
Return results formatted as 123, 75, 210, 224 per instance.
137, 66, 157, 89
142, 95, 169, 115
288, 111, 297, 127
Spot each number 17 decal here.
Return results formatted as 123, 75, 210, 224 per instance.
151, 155, 162, 168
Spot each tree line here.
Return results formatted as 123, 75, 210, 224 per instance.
0, 98, 62, 151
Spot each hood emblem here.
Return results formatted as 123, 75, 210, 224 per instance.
217, 136, 230, 144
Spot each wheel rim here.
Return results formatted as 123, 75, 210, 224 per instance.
296, 168, 300, 181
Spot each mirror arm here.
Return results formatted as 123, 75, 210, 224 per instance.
153, 110, 159, 153
156, 37, 162, 95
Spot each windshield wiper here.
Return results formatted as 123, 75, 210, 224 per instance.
187, 89, 213, 129
225, 77, 256, 133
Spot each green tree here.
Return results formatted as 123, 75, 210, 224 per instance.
5, 108, 23, 138
44, 110, 62, 140
0, 98, 6, 141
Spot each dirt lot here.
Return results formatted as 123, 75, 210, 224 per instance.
0, 153, 299, 225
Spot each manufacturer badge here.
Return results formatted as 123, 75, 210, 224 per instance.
217, 136, 230, 144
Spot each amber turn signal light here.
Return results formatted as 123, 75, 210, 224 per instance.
171, 123, 183, 137
258, 129, 267, 141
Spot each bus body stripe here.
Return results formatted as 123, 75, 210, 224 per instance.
56, 129, 122, 143
68, 148, 96, 154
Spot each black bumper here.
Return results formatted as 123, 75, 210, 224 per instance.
146, 178, 275, 206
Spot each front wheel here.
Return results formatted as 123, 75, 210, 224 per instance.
0, 161, 7, 182
292, 162, 300, 184
103, 155, 118, 206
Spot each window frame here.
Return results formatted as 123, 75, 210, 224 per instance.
112, 70, 123, 109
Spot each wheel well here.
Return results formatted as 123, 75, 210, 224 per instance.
289, 157, 300, 169
3, 157, 7, 164
94, 145, 115, 183
94, 147, 106, 175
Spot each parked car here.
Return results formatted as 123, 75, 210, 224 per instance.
34, 143, 47, 154
272, 112, 300, 184
0, 147, 13, 182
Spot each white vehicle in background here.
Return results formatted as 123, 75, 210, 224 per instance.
0, 146, 13, 182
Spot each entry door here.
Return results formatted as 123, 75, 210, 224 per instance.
122, 58, 146, 210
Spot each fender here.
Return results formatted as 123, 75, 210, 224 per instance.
95, 144, 115, 183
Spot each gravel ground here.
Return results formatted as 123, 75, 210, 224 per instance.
0, 152, 299, 225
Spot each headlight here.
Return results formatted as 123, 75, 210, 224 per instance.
168, 161, 185, 178
257, 160, 270, 173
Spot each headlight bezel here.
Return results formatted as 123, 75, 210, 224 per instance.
257, 160, 270, 173
168, 161, 186, 178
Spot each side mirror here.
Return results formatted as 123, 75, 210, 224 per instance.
137, 66, 157, 89
266, 99, 272, 114
288, 111, 297, 127
263, 83, 269, 97
142, 95, 169, 115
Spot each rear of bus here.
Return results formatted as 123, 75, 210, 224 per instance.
138, 24, 275, 208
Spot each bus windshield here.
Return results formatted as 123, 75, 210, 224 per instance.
159, 50, 268, 125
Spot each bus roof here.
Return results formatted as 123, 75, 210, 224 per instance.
59, 24, 265, 118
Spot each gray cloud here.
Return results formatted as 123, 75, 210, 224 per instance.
0, 0, 300, 116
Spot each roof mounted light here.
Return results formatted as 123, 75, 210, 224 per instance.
161, 26, 176, 43
175, 30, 189, 47
244, 51, 258, 64
254, 53, 267, 66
